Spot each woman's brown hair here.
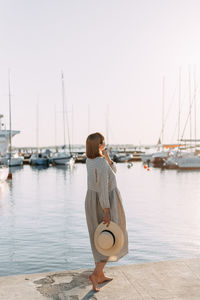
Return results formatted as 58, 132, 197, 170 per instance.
86, 132, 104, 159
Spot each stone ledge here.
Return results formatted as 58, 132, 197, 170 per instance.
1, 258, 200, 299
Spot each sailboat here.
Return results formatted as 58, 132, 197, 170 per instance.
30, 152, 49, 166
1, 152, 24, 166
0, 116, 9, 181
0, 72, 23, 168
141, 78, 169, 166
177, 68, 200, 170
51, 72, 75, 167
30, 102, 49, 166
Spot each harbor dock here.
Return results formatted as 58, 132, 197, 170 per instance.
1, 257, 200, 299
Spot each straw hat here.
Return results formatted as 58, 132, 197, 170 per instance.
94, 221, 124, 256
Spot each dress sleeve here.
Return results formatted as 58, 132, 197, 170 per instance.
98, 159, 110, 209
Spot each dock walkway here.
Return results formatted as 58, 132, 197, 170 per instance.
1, 258, 200, 299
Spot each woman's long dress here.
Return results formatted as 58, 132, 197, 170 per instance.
85, 156, 128, 263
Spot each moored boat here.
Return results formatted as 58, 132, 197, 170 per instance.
51, 152, 75, 167
177, 155, 200, 170
113, 153, 133, 163
0, 153, 24, 166
30, 153, 49, 166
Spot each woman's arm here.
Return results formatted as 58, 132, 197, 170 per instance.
103, 208, 110, 227
102, 149, 117, 173
102, 149, 113, 166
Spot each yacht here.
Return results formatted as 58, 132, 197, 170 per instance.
51, 72, 75, 167
0, 114, 20, 154
0, 152, 24, 166
0, 114, 23, 166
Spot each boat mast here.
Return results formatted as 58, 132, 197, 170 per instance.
161, 76, 165, 147
88, 104, 90, 134
177, 68, 181, 149
36, 100, 39, 152
71, 104, 74, 152
189, 67, 192, 149
8, 70, 12, 178
54, 104, 57, 148
8, 70, 12, 156
61, 72, 66, 148
193, 66, 197, 150
61, 71, 72, 155
106, 105, 109, 147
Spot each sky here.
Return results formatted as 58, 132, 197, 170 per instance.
1, 0, 200, 147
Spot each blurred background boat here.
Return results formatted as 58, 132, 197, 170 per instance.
0, 152, 23, 166
30, 152, 49, 166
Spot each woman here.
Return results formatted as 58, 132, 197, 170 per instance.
85, 132, 128, 292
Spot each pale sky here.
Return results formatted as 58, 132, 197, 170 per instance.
1, 0, 200, 147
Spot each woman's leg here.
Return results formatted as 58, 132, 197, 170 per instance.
95, 262, 113, 283
89, 261, 113, 291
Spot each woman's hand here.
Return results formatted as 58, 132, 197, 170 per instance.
102, 149, 113, 166
102, 149, 108, 157
103, 208, 110, 227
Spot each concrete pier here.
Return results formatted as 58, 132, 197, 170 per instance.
1, 258, 200, 299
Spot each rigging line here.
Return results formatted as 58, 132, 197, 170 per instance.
193, 67, 197, 148
180, 84, 200, 141
158, 85, 177, 141
109, 123, 117, 145
161, 76, 192, 143
171, 83, 193, 142
61, 72, 72, 154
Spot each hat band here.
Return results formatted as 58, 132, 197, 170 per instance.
102, 229, 116, 246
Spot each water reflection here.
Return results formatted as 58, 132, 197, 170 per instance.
10, 165, 24, 174
54, 164, 76, 183
0, 181, 9, 197
30, 165, 49, 171
0, 182, 9, 214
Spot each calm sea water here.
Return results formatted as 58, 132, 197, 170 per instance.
0, 162, 200, 277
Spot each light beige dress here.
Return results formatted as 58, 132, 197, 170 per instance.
85, 156, 128, 263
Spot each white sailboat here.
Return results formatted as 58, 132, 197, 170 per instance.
1, 152, 23, 166
177, 68, 200, 170
142, 78, 168, 166
0, 73, 23, 169
51, 72, 75, 166
30, 101, 49, 166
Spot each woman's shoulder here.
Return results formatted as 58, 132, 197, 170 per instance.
86, 156, 107, 167
86, 156, 104, 161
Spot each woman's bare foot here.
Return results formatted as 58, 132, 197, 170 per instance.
89, 274, 100, 292
98, 275, 113, 284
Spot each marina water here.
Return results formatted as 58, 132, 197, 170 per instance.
0, 162, 200, 276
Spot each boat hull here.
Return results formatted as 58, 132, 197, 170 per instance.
0, 157, 24, 167
30, 158, 49, 165
53, 157, 75, 166
178, 157, 200, 170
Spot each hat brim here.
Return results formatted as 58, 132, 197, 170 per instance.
94, 221, 124, 256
